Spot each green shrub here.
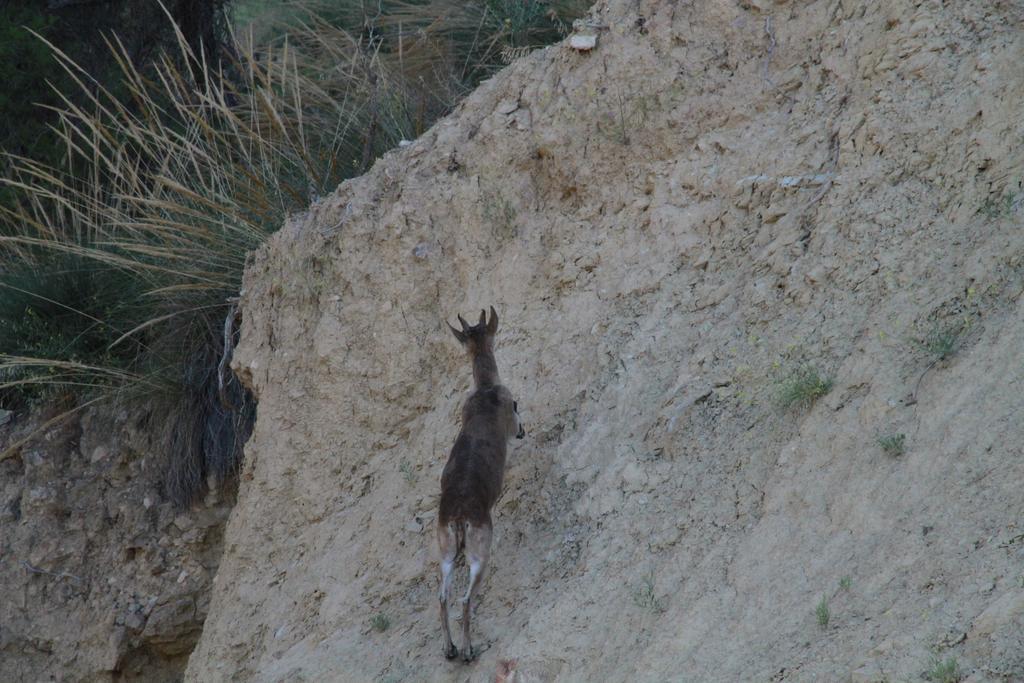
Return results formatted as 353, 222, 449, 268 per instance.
877, 433, 906, 457
919, 325, 961, 362
815, 595, 830, 628
776, 365, 833, 411
371, 613, 391, 632
631, 571, 666, 614
925, 656, 961, 683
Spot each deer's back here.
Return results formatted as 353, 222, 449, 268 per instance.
438, 388, 511, 526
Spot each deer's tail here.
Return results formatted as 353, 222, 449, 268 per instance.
439, 518, 468, 553
454, 520, 467, 552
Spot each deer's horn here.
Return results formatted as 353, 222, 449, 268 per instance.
478, 309, 487, 327
447, 320, 467, 343
457, 314, 470, 331
487, 306, 498, 334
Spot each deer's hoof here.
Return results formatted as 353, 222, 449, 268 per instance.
444, 644, 459, 660
461, 646, 476, 663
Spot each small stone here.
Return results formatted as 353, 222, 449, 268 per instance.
496, 98, 519, 115
570, 34, 597, 51
125, 611, 146, 631
91, 446, 109, 463
173, 514, 194, 531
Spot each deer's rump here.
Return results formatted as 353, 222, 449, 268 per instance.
438, 432, 506, 526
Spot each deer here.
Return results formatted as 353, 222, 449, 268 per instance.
438, 307, 525, 662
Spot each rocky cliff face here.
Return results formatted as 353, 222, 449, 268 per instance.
177, 0, 1020, 680
0, 406, 231, 682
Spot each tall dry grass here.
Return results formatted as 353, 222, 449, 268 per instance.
0, 0, 588, 505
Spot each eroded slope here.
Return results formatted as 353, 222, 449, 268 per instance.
189, 1, 1024, 680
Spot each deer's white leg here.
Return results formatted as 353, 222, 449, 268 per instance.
438, 522, 459, 659
440, 558, 455, 603
461, 522, 492, 662
462, 558, 482, 604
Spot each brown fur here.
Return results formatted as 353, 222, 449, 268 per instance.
438, 307, 524, 662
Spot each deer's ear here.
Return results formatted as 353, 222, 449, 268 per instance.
447, 320, 468, 344
486, 306, 499, 334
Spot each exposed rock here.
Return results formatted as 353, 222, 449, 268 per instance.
143, 597, 202, 657
0, 408, 231, 682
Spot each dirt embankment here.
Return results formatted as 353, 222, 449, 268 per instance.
0, 405, 231, 682
173, 0, 1024, 680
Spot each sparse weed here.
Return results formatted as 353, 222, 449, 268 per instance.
839, 576, 852, 591
371, 613, 391, 633
978, 191, 1018, 219
815, 595, 830, 628
598, 88, 656, 145
398, 460, 416, 486
482, 188, 517, 240
776, 365, 833, 411
877, 433, 906, 457
919, 325, 962, 362
631, 571, 666, 614
925, 656, 961, 683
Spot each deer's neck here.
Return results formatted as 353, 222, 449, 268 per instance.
472, 351, 500, 388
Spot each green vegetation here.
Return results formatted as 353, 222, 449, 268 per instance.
371, 613, 391, 632
815, 595, 830, 628
919, 324, 963, 362
0, 6, 62, 190
399, 459, 416, 486
631, 571, 666, 614
776, 365, 833, 411
925, 656, 961, 683
978, 190, 1018, 219
0, 1, 232, 199
0, 1, 587, 505
877, 433, 906, 457
482, 188, 518, 240
839, 575, 852, 591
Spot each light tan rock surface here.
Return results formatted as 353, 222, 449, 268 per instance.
187, 0, 1024, 681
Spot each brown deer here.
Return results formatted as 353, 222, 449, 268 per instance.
438, 307, 524, 662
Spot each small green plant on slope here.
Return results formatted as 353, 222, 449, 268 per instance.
839, 575, 852, 591
978, 190, 1018, 219
919, 324, 962, 362
398, 459, 416, 486
925, 656, 961, 683
597, 87, 657, 145
777, 365, 833, 411
877, 433, 907, 457
371, 613, 391, 632
631, 571, 666, 614
815, 595, 830, 628
482, 187, 517, 240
